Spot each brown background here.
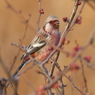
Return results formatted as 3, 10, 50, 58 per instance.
0, 0, 95, 95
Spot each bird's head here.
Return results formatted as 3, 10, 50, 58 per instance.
43, 15, 60, 33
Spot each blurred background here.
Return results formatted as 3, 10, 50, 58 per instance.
0, 0, 95, 95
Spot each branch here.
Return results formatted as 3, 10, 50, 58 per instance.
61, 0, 80, 38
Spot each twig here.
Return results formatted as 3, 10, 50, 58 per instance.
40, 65, 62, 95
37, 0, 42, 31
64, 75, 86, 95
9, 15, 31, 73
4, 0, 36, 32
0, 78, 7, 95
23, 75, 36, 92
79, 56, 95, 70
44, 67, 70, 90
61, 0, 80, 38
17, 64, 35, 76
69, 27, 95, 65
48, 52, 61, 95
49, 51, 60, 77
0, 55, 17, 95
69, 0, 86, 30
87, 1, 95, 11
80, 60, 88, 93
49, 52, 65, 95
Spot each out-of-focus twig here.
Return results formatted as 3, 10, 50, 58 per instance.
9, 15, 31, 73
0, 78, 7, 95
23, 75, 36, 92
0, 55, 18, 94
4, 0, 36, 32
87, 1, 95, 11
69, 27, 95, 65
80, 60, 88, 93
17, 64, 35, 76
64, 75, 86, 95
37, 0, 42, 31
79, 56, 95, 70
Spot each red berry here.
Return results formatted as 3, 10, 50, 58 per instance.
62, 17, 68, 22
84, 56, 91, 62
76, 2, 82, 5
74, 46, 81, 51
76, 16, 82, 24
39, 9, 44, 14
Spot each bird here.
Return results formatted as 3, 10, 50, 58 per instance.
7, 15, 60, 87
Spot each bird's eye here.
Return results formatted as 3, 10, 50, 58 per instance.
49, 21, 53, 24
49, 20, 59, 28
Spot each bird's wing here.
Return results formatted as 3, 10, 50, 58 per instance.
20, 29, 48, 60
20, 40, 46, 60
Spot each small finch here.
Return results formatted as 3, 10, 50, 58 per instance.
7, 15, 60, 87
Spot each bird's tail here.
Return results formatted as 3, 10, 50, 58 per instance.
13, 60, 28, 77
6, 60, 28, 88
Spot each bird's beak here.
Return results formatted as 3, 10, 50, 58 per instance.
54, 21, 59, 28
